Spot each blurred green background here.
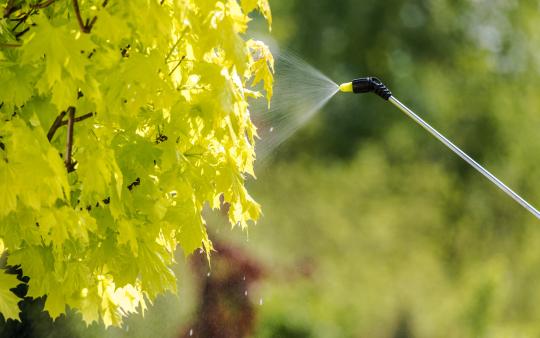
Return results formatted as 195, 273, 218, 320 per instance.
5, 1, 540, 337
242, 0, 540, 337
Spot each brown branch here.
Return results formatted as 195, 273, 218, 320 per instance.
3, 0, 17, 18
72, 0, 95, 33
31, 0, 56, 9
47, 110, 67, 141
59, 112, 94, 126
72, 0, 87, 32
65, 107, 76, 172
73, 111, 94, 123
88, 16, 97, 30
48, 111, 94, 141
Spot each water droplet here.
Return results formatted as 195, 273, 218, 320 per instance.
189, 328, 193, 336
206, 272, 211, 277
259, 298, 263, 306
250, 51, 339, 161
244, 290, 248, 296
199, 249, 204, 254
242, 275, 246, 281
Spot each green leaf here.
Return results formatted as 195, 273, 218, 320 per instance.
0, 271, 21, 320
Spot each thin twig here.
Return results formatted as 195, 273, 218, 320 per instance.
14, 27, 30, 39
88, 16, 97, 30
166, 58, 194, 63
72, 0, 95, 33
72, 0, 87, 32
48, 111, 94, 141
65, 107, 76, 172
59, 112, 94, 125
168, 55, 186, 75
165, 38, 183, 62
9, 7, 38, 39
47, 110, 67, 141
12, 13, 30, 31
3, 0, 16, 18
31, 0, 56, 9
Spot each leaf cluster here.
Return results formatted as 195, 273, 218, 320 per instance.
0, 0, 273, 326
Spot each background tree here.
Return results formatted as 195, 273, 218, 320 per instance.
244, 1, 540, 337
0, 0, 273, 327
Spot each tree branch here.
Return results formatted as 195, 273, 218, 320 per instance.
72, 0, 87, 32
47, 110, 67, 141
3, 0, 17, 18
72, 0, 96, 33
12, 13, 30, 31
48, 111, 94, 141
59, 112, 94, 126
31, 0, 56, 9
9, 6, 39, 36
65, 107, 76, 172
88, 16, 97, 30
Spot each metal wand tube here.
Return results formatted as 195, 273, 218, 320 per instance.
388, 95, 540, 220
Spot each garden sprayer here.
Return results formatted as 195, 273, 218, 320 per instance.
339, 77, 540, 220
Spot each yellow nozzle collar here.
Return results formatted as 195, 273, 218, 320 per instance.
339, 82, 353, 93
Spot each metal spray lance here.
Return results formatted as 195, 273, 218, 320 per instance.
339, 77, 540, 220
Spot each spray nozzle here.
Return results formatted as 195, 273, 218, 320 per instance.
339, 77, 392, 100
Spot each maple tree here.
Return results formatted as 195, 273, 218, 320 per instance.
0, 0, 273, 326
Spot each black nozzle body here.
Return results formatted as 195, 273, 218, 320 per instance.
352, 77, 392, 100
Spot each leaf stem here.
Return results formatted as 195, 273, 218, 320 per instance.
65, 107, 76, 172
168, 55, 186, 75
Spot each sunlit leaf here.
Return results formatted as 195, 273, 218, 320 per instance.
0, 0, 273, 325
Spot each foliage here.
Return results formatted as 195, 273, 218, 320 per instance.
0, 0, 272, 326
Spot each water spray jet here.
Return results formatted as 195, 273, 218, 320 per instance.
339, 77, 540, 220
